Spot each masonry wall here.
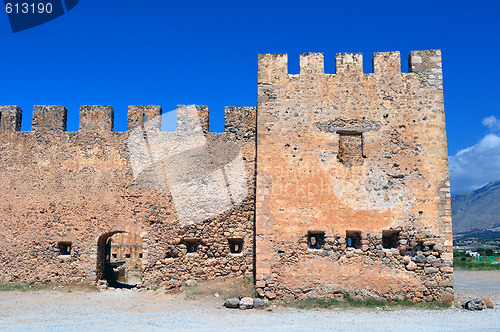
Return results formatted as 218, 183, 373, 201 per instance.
0, 104, 256, 287
255, 50, 453, 302
0, 49, 453, 302
109, 233, 144, 265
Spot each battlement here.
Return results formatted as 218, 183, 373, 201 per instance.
408, 50, 443, 87
335, 52, 363, 74
127, 105, 162, 131
0, 104, 256, 138
0, 105, 22, 131
32, 105, 68, 132
258, 50, 442, 87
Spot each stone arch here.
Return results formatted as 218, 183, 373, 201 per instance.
96, 224, 147, 284
96, 230, 126, 281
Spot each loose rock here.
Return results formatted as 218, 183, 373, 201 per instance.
253, 298, 265, 309
461, 298, 486, 311
239, 297, 254, 309
224, 298, 240, 309
482, 297, 494, 309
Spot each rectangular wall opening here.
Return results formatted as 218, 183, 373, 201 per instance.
382, 230, 400, 249
346, 231, 361, 249
307, 231, 325, 249
228, 238, 244, 254
338, 132, 364, 166
183, 238, 200, 253
58, 241, 72, 256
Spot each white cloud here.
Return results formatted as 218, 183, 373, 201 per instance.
449, 133, 500, 193
482, 115, 500, 132
449, 115, 500, 193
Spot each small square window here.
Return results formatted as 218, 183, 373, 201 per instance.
139, 253, 143, 259
58, 241, 72, 256
183, 238, 200, 253
228, 238, 243, 254
307, 231, 325, 249
125, 253, 131, 258
112, 253, 117, 259
346, 231, 361, 249
338, 132, 364, 166
382, 230, 400, 249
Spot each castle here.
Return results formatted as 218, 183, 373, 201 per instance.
0, 50, 453, 302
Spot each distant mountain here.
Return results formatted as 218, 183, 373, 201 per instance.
452, 180, 500, 237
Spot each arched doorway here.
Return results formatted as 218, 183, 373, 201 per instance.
96, 231, 144, 288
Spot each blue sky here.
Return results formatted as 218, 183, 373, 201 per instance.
0, 0, 499, 193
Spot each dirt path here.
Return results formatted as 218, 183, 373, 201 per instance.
0, 271, 498, 331
454, 270, 500, 302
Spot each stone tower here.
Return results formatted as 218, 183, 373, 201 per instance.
255, 50, 453, 302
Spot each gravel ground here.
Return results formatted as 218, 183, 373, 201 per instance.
0, 270, 498, 332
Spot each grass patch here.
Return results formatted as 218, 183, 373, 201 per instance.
184, 287, 200, 299
290, 293, 451, 310
0, 282, 98, 292
184, 284, 201, 300
243, 273, 256, 298
453, 259, 500, 270
0, 282, 40, 292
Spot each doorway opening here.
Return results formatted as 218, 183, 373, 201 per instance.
96, 231, 144, 289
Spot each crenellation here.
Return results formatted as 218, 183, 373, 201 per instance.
258, 51, 442, 80
0, 104, 255, 136
257, 53, 288, 84
127, 105, 162, 130
335, 52, 363, 74
299, 52, 324, 75
0, 105, 22, 132
409, 49, 443, 88
176, 105, 209, 134
79, 105, 114, 133
373, 51, 401, 76
195, 105, 209, 134
32, 105, 67, 132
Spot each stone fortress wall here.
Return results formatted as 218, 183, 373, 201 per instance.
0, 104, 256, 287
0, 49, 453, 302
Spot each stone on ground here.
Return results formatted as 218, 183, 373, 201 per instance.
461, 298, 486, 311
482, 297, 494, 309
253, 298, 265, 309
239, 297, 254, 309
224, 298, 240, 308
